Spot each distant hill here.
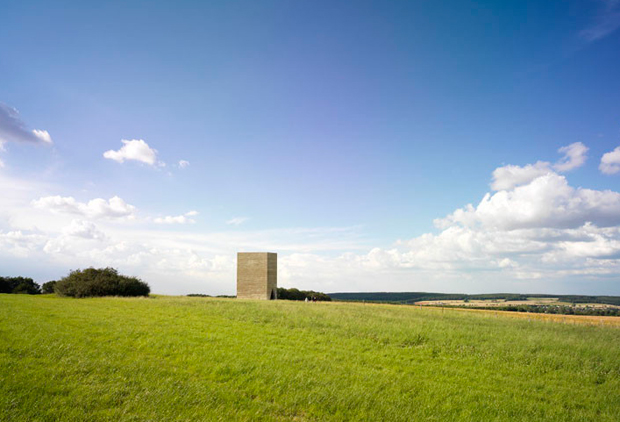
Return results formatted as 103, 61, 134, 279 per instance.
328, 292, 620, 306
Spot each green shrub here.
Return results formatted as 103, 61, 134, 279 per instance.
41, 280, 57, 294
55, 267, 150, 298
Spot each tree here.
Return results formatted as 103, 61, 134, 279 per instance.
0, 276, 41, 294
41, 280, 57, 294
0, 277, 11, 294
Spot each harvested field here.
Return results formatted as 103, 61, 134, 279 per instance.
416, 304, 620, 327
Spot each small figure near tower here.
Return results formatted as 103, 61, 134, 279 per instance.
236, 252, 277, 300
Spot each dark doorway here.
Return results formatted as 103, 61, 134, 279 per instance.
270, 289, 277, 300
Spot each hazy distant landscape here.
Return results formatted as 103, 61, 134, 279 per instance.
329, 292, 620, 305
330, 292, 620, 316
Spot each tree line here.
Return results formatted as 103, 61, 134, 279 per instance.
277, 287, 331, 301
0, 268, 149, 297
0, 276, 45, 295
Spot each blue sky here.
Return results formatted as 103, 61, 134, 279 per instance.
1, 0, 620, 295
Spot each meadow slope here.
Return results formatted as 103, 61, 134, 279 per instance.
1, 295, 619, 421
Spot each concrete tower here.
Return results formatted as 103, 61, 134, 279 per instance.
236, 252, 277, 300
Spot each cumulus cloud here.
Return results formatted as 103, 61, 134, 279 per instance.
0, 103, 53, 145
32, 195, 136, 220
226, 217, 248, 226
491, 161, 551, 191
42, 220, 107, 254
600, 146, 620, 175
491, 142, 587, 191
354, 145, 620, 286
62, 219, 106, 240
439, 172, 620, 230
348, 221, 620, 284
0, 230, 47, 258
154, 210, 198, 224
553, 142, 588, 172
178, 160, 190, 168
103, 139, 162, 166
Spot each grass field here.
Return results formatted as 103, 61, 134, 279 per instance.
1, 295, 620, 421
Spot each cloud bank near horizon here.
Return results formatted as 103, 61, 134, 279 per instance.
1, 141, 620, 295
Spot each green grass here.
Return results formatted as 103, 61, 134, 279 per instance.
1, 295, 619, 421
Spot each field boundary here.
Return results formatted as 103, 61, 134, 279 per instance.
421, 304, 620, 326
333, 299, 620, 326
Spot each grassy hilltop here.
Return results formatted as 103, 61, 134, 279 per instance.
1, 295, 620, 421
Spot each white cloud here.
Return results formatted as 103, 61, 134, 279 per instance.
553, 142, 588, 172
178, 160, 190, 168
347, 149, 620, 289
439, 172, 620, 230
43, 220, 107, 255
0, 103, 53, 145
0, 230, 47, 258
226, 217, 248, 226
154, 210, 198, 224
600, 146, 620, 175
491, 161, 551, 191
32, 195, 136, 220
62, 219, 106, 240
491, 142, 587, 191
32, 129, 53, 144
103, 139, 162, 166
